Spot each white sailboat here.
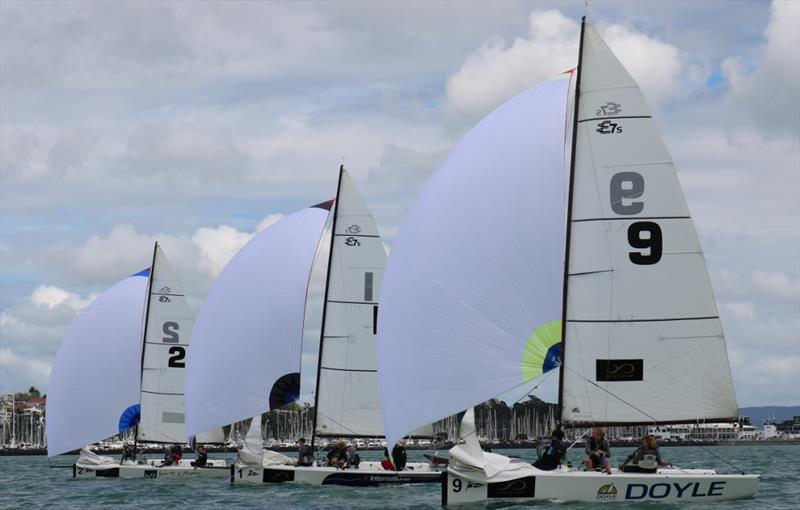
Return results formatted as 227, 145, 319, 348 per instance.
185, 167, 439, 486
376, 18, 759, 504
47, 243, 228, 478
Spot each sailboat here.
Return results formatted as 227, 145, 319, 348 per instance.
47, 243, 228, 478
185, 167, 439, 486
376, 18, 759, 504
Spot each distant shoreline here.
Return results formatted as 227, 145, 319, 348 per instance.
3, 439, 799, 457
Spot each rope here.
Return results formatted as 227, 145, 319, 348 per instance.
694, 440, 746, 475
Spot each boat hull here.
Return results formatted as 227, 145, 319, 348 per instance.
73, 459, 229, 479
232, 461, 442, 486
442, 468, 759, 505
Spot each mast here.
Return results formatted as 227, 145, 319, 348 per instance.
557, 16, 586, 426
310, 165, 344, 453
134, 241, 158, 456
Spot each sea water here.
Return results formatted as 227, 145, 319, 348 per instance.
1, 445, 796, 509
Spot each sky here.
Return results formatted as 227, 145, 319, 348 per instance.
1, 1, 798, 410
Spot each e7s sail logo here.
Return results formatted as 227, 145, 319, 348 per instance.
597, 483, 618, 500
596, 120, 622, 134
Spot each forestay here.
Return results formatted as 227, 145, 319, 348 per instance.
138, 245, 192, 443
47, 270, 149, 457
377, 76, 570, 449
561, 24, 737, 425
185, 203, 331, 439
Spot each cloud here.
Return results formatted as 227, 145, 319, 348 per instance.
752, 270, 800, 300
721, 0, 800, 136
443, 10, 687, 126
192, 225, 254, 276
124, 122, 250, 184
722, 301, 757, 322
30, 285, 93, 310
256, 213, 284, 232
444, 10, 578, 125
0, 349, 52, 389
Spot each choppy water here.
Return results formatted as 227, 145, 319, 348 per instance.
1, 445, 797, 509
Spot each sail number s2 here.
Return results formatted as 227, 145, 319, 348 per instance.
610, 171, 662, 265
162, 321, 186, 368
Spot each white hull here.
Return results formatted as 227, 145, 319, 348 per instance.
232, 460, 442, 486
74, 459, 229, 479
443, 467, 759, 504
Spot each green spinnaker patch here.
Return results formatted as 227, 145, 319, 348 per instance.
521, 320, 562, 382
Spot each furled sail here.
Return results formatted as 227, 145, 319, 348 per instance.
377, 76, 570, 449
138, 245, 192, 443
560, 24, 737, 424
185, 203, 332, 439
47, 269, 150, 457
314, 169, 389, 437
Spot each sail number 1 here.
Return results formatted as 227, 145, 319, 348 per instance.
610, 171, 662, 265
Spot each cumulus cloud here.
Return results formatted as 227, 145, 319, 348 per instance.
722, 0, 800, 136
30, 285, 93, 310
256, 213, 284, 232
192, 225, 254, 276
752, 270, 800, 300
444, 10, 688, 126
0, 349, 52, 389
721, 301, 757, 322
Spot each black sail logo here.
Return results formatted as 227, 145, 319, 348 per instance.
596, 359, 643, 381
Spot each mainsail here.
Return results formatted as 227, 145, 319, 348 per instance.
314, 168, 397, 438
560, 24, 737, 425
47, 269, 150, 457
185, 203, 332, 439
377, 21, 738, 448
138, 245, 194, 443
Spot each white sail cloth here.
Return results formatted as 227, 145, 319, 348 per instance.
237, 416, 292, 467
47, 270, 149, 457
448, 409, 538, 482
185, 204, 330, 438
377, 76, 570, 449
561, 24, 737, 424
237, 415, 264, 466
315, 169, 388, 437
77, 447, 117, 466
138, 245, 192, 443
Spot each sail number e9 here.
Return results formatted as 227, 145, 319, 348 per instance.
610, 171, 662, 265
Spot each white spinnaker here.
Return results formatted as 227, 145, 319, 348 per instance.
561, 24, 737, 424
196, 428, 226, 444
315, 169, 387, 437
185, 203, 331, 438
47, 270, 149, 457
377, 76, 569, 449
237, 415, 264, 466
138, 245, 191, 443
